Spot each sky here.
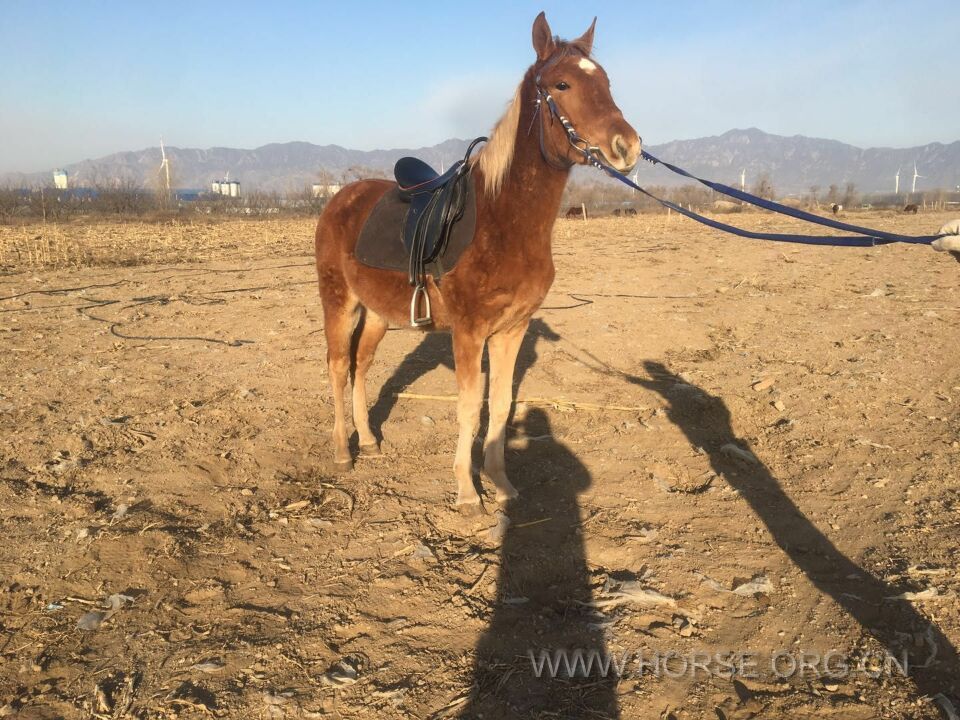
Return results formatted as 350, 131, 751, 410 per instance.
1, 0, 958, 174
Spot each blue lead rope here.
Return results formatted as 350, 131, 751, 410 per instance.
595, 150, 943, 248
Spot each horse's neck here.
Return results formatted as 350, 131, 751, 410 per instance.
485, 90, 570, 245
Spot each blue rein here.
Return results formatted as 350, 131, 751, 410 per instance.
532, 63, 943, 247
596, 151, 943, 247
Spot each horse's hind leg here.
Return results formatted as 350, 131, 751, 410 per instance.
482, 320, 527, 502
322, 292, 360, 471
351, 307, 388, 455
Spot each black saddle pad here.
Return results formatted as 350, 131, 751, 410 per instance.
355, 175, 478, 275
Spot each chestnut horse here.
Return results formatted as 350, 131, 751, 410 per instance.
314, 13, 640, 510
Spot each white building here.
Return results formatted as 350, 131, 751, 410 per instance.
53, 170, 68, 190
211, 180, 241, 198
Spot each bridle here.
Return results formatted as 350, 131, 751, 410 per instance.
531, 51, 618, 172
528, 52, 945, 250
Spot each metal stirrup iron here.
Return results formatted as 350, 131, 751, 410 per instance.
410, 283, 431, 327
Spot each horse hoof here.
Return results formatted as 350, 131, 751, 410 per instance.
359, 443, 382, 457
333, 458, 354, 472
495, 488, 519, 504
457, 500, 486, 517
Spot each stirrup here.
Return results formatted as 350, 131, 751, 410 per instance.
410, 284, 432, 327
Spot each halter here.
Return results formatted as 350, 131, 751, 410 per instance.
534, 57, 945, 248
532, 50, 613, 172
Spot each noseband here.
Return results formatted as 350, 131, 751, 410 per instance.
532, 52, 614, 172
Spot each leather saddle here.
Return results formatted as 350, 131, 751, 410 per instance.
354, 136, 487, 326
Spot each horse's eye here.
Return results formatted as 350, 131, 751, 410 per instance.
555, 81, 570, 91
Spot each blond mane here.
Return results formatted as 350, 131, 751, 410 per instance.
474, 83, 523, 198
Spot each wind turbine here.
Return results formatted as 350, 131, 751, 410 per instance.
158, 137, 171, 196
894, 167, 900, 195
911, 163, 924, 194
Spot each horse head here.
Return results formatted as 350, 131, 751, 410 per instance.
531, 13, 641, 173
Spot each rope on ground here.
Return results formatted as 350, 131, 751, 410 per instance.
540, 291, 702, 310
0, 280, 126, 302
0, 265, 316, 344
394, 391, 644, 412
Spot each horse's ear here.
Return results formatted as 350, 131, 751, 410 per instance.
532, 11, 556, 62
573, 17, 596, 56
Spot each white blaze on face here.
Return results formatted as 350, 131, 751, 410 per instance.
578, 57, 597, 74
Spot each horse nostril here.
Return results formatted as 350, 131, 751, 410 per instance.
613, 134, 628, 160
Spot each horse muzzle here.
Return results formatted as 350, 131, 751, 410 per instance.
607, 132, 642, 172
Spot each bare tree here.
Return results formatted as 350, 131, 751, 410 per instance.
825, 184, 840, 205
671, 184, 714, 210
89, 172, 155, 216
0, 187, 25, 223
244, 190, 282, 215
750, 173, 776, 201
339, 166, 388, 184
287, 186, 328, 215
841, 182, 858, 209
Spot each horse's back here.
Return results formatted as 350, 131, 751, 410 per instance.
315, 179, 394, 263
315, 178, 425, 326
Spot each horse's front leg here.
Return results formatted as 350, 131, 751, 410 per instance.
452, 329, 485, 510
482, 320, 528, 502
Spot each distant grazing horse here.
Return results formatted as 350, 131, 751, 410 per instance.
314, 13, 640, 509
624, 207, 638, 216
565, 205, 586, 219
903, 204, 919, 214
831, 203, 843, 216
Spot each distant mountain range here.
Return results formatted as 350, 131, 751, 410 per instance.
4, 128, 959, 195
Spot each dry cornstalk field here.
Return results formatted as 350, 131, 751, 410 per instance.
1, 210, 958, 719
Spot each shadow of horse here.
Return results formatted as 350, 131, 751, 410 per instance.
366, 318, 560, 442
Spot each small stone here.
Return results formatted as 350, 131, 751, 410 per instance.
752, 378, 774, 392
420, 416, 435, 426
720, 444, 759, 465
773, 400, 786, 412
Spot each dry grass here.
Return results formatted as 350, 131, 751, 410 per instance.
0, 218, 317, 271
1, 209, 953, 273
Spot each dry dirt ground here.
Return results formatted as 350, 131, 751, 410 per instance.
0, 211, 958, 719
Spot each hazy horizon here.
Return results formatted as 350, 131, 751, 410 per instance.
6, 125, 960, 180
3, 1, 959, 174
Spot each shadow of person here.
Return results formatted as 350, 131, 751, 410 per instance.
364, 319, 616, 715
458, 407, 620, 718
632, 360, 958, 705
